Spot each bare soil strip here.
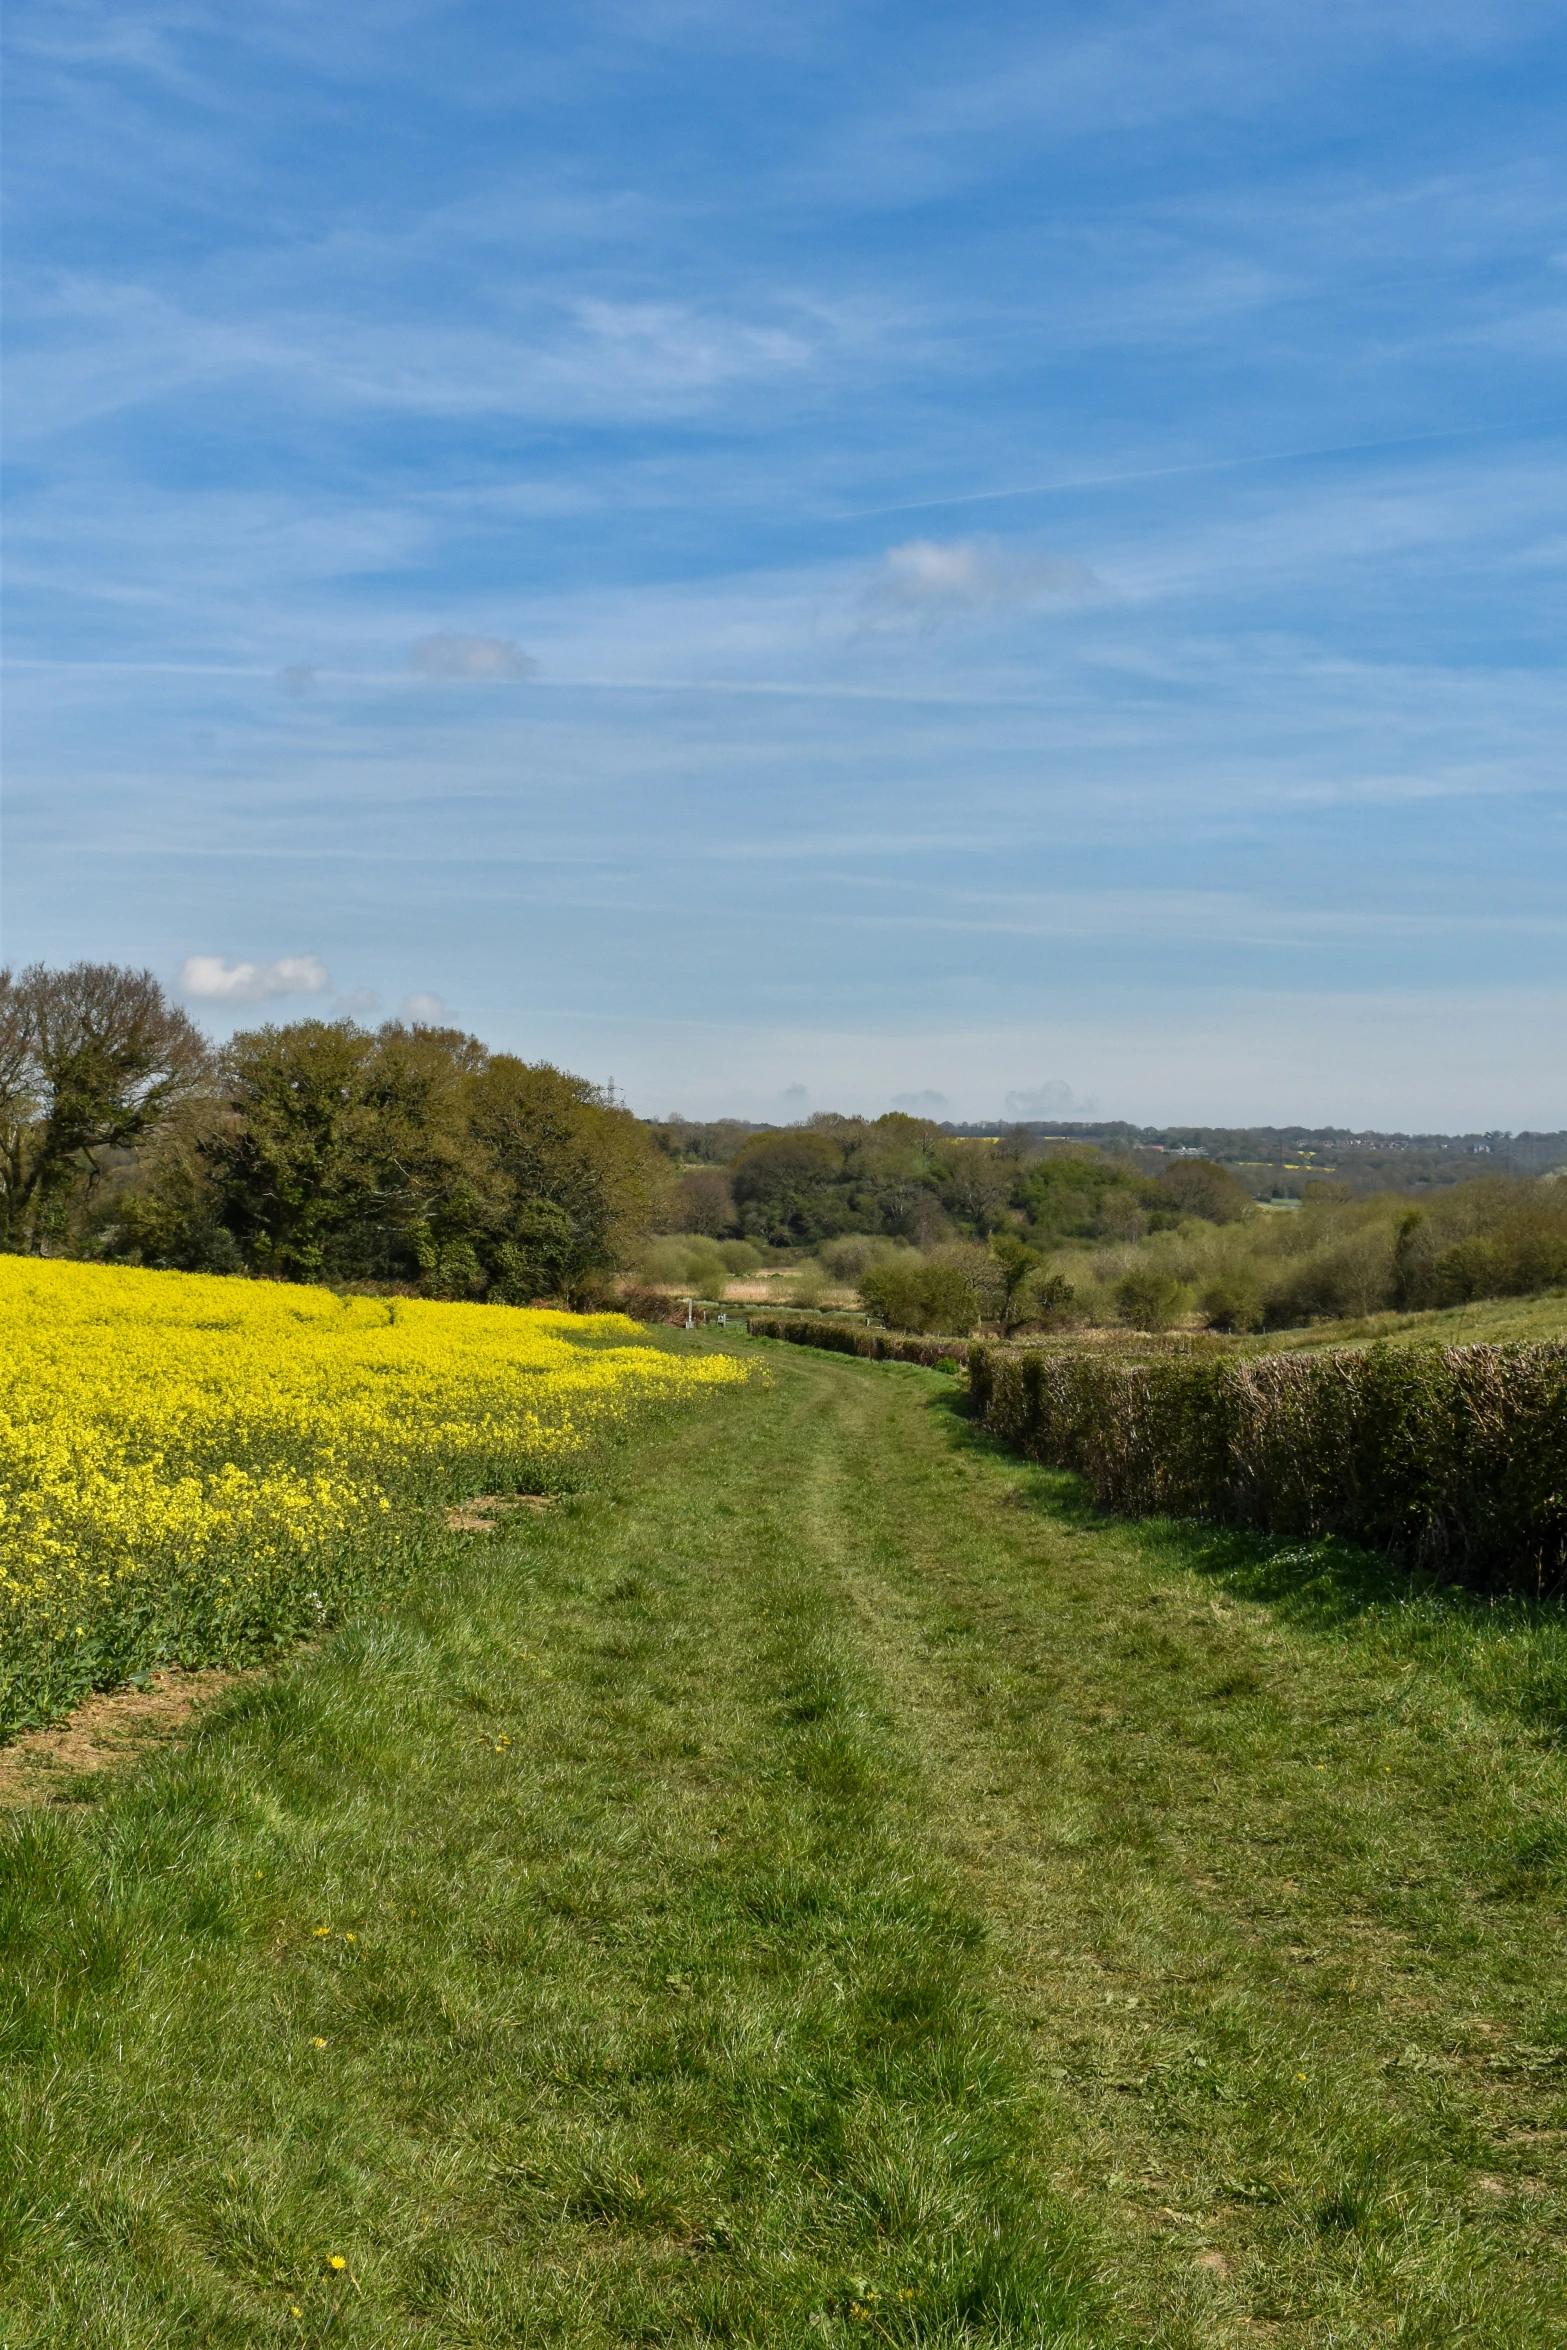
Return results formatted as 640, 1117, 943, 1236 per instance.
0, 1665, 249, 1806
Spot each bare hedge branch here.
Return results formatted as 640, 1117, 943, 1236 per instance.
969, 1339, 1567, 1594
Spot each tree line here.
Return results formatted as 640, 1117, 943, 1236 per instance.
0, 964, 664, 1301
5, 962, 1562, 1328
656, 1112, 1255, 1250
651, 1115, 1567, 1333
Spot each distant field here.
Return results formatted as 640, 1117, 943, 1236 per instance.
1251, 1288, 1567, 1353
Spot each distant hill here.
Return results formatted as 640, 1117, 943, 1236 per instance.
934, 1123, 1567, 1197
648, 1114, 1567, 1198
939, 1118, 1559, 1193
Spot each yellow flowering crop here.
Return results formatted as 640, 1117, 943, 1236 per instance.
0, 1257, 743, 1735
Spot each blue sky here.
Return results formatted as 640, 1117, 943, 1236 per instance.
4, 0, 1564, 1125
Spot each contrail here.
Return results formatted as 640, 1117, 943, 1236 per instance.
835, 420, 1559, 522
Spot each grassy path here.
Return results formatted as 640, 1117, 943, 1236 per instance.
2, 1341, 1565, 2345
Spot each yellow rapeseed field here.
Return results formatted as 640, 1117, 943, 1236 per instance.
0, 1257, 744, 1734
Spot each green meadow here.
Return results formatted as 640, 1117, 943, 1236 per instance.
2, 1337, 1564, 2346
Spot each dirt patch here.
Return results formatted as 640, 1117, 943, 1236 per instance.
0, 1666, 250, 1807
446, 1493, 556, 1534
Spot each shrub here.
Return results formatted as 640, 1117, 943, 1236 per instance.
1152, 1159, 1251, 1225
968, 1339, 1567, 1595
640, 1236, 733, 1294
789, 1260, 829, 1308
1264, 1224, 1395, 1326
1019, 1268, 1078, 1328
1430, 1235, 1505, 1306
819, 1233, 904, 1283
1115, 1267, 1190, 1331
859, 1257, 979, 1335
858, 1258, 926, 1329
1201, 1271, 1266, 1333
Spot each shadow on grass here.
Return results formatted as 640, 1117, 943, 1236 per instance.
923, 1380, 1567, 1745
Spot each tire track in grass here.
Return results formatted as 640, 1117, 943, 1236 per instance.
0, 1343, 1113, 2348
781, 1346, 1567, 2347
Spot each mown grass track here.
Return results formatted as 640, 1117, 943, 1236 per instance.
2, 1337, 1565, 2345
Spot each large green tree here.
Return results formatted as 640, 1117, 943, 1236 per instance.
464, 1056, 668, 1302
111, 1019, 668, 1302
0, 964, 208, 1252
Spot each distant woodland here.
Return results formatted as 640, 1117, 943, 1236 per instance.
2, 962, 1564, 1333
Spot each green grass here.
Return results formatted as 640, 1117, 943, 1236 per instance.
2, 1338, 1566, 2344
1246, 1287, 1567, 1352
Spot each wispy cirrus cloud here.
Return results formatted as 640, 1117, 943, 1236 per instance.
5, 281, 826, 445
859, 536, 1099, 628
410, 632, 535, 680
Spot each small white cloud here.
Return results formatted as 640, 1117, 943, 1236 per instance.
410, 632, 535, 681
891, 1089, 950, 1115
277, 663, 319, 698
401, 991, 448, 1023
862, 536, 1098, 629
181, 954, 329, 1004
1004, 1079, 1098, 1120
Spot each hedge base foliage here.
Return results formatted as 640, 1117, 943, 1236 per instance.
969, 1339, 1567, 1595
745, 1314, 971, 1368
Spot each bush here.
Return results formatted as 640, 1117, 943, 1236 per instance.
1019, 1268, 1078, 1328
968, 1339, 1567, 1595
819, 1233, 904, 1283
789, 1260, 829, 1308
1264, 1223, 1395, 1326
1152, 1159, 1251, 1225
1430, 1236, 1505, 1306
859, 1257, 979, 1335
641, 1236, 734, 1295
1201, 1271, 1265, 1333
1115, 1267, 1190, 1332
857, 1258, 925, 1329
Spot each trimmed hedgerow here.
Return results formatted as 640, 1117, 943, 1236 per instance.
745, 1314, 971, 1369
968, 1339, 1567, 1594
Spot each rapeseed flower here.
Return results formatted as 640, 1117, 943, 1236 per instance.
0, 1258, 743, 1733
